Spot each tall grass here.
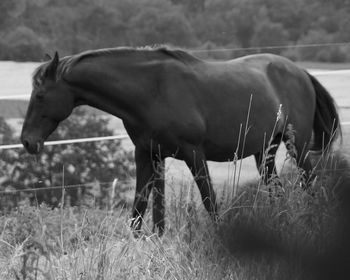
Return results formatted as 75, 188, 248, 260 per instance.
0, 147, 349, 280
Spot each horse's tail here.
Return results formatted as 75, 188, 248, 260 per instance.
306, 71, 342, 150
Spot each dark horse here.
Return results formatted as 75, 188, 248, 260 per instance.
21, 47, 341, 235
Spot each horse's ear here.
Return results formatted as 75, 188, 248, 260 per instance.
45, 51, 59, 80
44, 53, 52, 61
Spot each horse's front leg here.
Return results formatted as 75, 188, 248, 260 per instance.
130, 147, 154, 233
152, 159, 165, 235
183, 146, 218, 219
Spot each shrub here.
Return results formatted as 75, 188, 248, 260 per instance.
0, 107, 135, 210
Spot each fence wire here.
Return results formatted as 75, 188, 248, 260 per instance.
189, 41, 350, 54
0, 180, 126, 195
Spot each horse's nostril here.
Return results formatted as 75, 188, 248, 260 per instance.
22, 138, 42, 154
23, 139, 30, 149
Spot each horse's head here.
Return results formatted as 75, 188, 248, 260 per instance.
21, 52, 74, 154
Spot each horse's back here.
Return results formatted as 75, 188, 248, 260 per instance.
194, 54, 316, 160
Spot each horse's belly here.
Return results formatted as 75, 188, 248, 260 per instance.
203, 144, 237, 161
203, 139, 257, 162
203, 122, 277, 162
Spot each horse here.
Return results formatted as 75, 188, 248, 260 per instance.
21, 46, 341, 235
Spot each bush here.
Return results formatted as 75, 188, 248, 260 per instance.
2, 26, 45, 61
0, 107, 135, 210
294, 29, 347, 62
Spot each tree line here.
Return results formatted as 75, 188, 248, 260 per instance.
0, 0, 350, 62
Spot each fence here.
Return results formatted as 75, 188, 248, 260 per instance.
0, 134, 129, 150
189, 41, 350, 54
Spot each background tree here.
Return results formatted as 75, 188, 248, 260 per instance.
0, 107, 135, 211
129, 6, 198, 47
250, 20, 289, 49
295, 29, 347, 62
1, 0, 350, 62
191, 0, 239, 48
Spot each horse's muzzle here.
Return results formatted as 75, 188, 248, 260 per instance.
21, 137, 43, 154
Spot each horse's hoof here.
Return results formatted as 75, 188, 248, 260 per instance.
152, 225, 165, 237
213, 213, 223, 224
132, 229, 142, 238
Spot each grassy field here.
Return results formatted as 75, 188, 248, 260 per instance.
1, 151, 350, 279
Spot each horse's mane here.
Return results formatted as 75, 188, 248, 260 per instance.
33, 46, 200, 85
73, 45, 200, 65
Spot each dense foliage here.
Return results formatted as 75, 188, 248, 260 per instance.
0, 108, 135, 211
0, 0, 350, 62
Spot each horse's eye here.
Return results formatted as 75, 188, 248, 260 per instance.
36, 92, 44, 100
33, 78, 42, 89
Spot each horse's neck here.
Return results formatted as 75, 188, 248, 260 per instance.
71, 59, 157, 123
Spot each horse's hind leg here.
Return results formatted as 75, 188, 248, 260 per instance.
183, 146, 218, 219
285, 128, 314, 185
294, 142, 314, 184
255, 134, 282, 184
